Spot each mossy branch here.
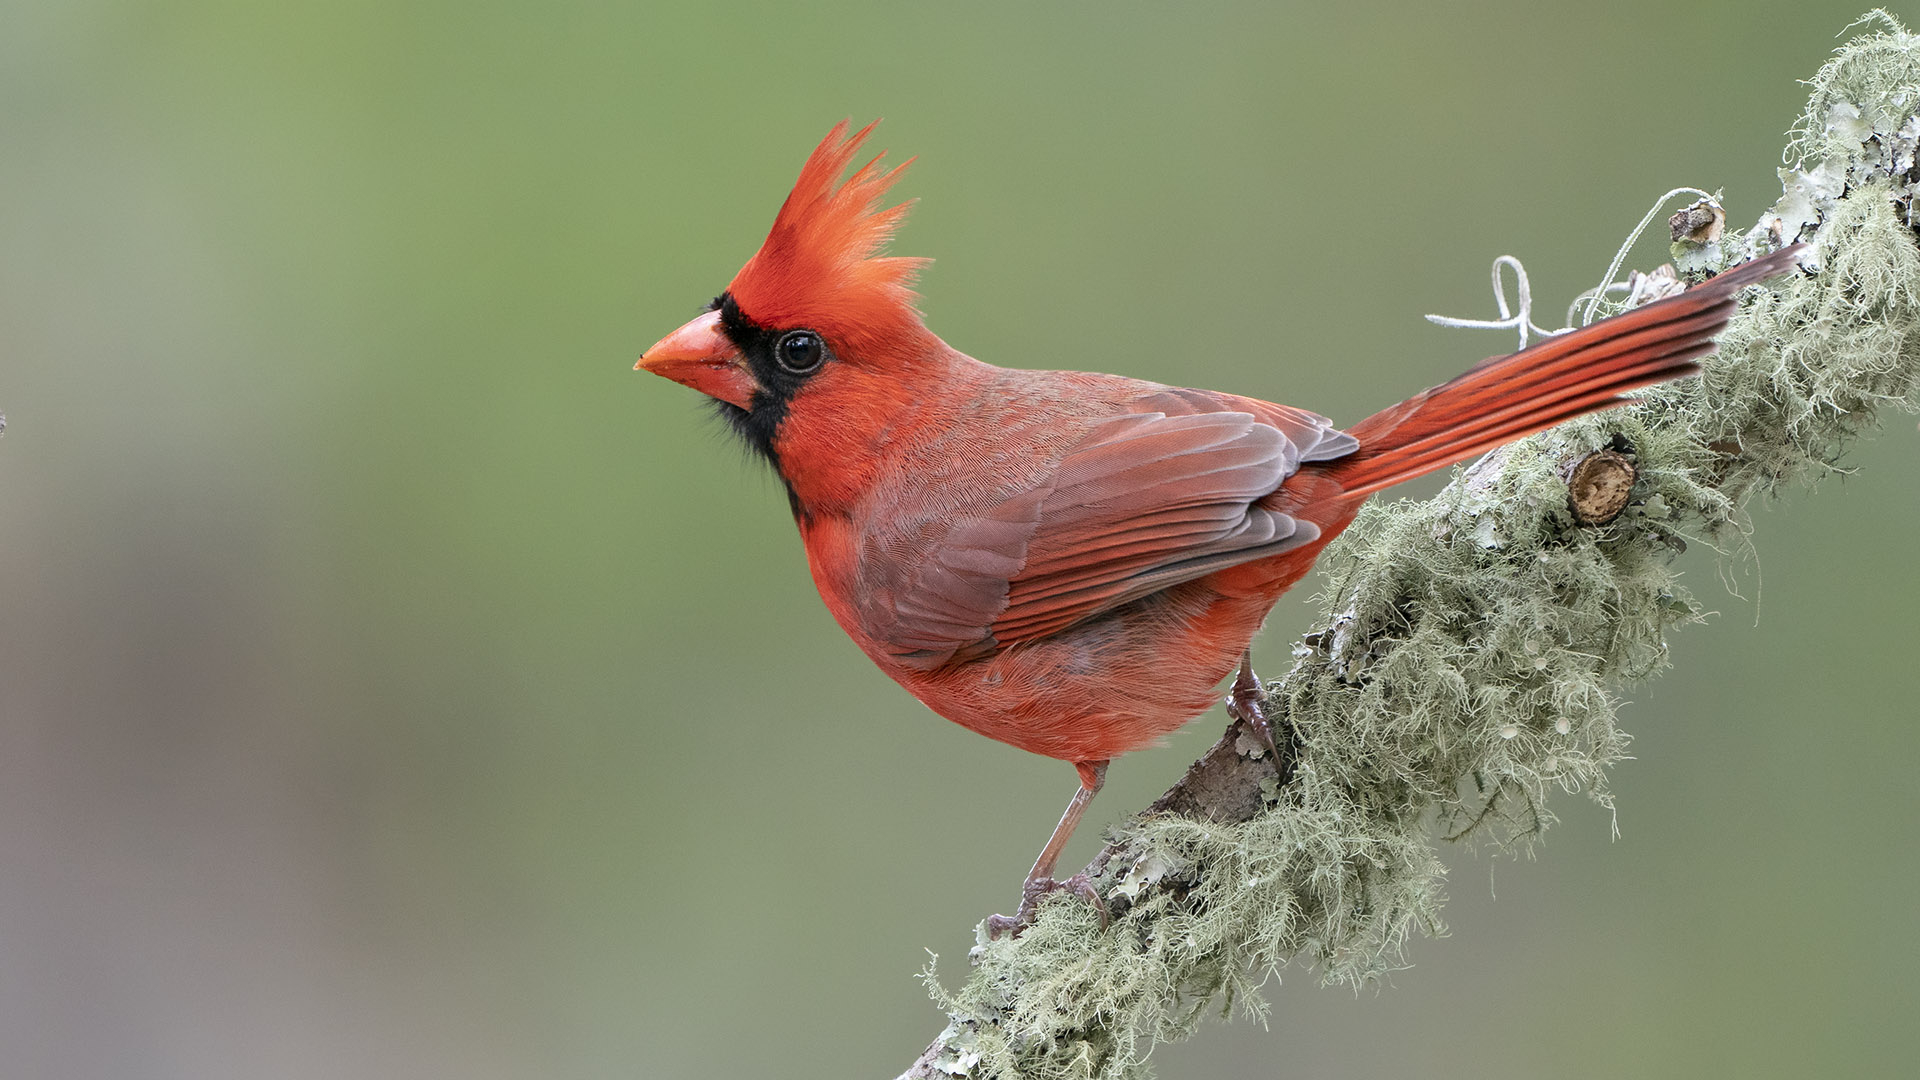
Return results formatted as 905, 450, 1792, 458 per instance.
904, 14, 1920, 1080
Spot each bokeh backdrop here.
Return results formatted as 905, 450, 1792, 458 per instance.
2, 2, 1915, 1078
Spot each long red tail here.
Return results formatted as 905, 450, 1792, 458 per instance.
1315, 246, 1805, 499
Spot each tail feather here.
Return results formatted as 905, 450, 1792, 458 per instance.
1376, 303, 1731, 465
1316, 246, 1804, 500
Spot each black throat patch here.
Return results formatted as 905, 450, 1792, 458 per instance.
709, 292, 825, 511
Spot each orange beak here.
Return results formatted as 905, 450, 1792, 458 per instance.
636, 310, 757, 410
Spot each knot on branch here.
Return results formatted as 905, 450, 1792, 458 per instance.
1565, 449, 1637, 525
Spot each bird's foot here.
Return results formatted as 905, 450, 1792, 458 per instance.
985, 872, 1107, 940
1226, 658, 1281, 762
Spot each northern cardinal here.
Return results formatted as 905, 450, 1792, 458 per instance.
639, 121, 1804, 933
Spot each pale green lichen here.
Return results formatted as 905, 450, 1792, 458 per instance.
914, 16, 1920, 1080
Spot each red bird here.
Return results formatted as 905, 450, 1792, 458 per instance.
639, 121, 1803, 933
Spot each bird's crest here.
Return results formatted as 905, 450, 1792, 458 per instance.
728, 120, 931, 358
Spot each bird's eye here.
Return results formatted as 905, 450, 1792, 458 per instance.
775, 329, 827, 375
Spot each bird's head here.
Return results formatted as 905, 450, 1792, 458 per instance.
638, 121, 940, 503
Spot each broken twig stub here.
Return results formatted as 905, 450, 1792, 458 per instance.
1566, 448, 1636, 525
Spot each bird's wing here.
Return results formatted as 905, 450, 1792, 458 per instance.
858, 389, 1355, 669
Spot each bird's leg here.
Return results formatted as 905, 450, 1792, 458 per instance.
1226, 650, 1281, 761
985, 760, 1109, 939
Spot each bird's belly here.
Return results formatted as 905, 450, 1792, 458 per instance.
894, 583, 1274, 763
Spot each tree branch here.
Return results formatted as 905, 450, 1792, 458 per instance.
905, 14, 1920, 1079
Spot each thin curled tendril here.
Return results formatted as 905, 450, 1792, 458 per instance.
1428, 187, 1723, 348
1424, 255, 1568, 350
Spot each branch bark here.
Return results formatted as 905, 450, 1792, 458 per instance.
903, 16, 1920, 1079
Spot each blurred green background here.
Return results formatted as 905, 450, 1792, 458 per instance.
2, 2, 1915, 1077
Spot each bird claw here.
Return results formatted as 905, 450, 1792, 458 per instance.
1227, 658, 1281, 762
985, 872, 1108, 940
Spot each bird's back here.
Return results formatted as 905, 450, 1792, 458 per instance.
797, 358, 1357, 761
